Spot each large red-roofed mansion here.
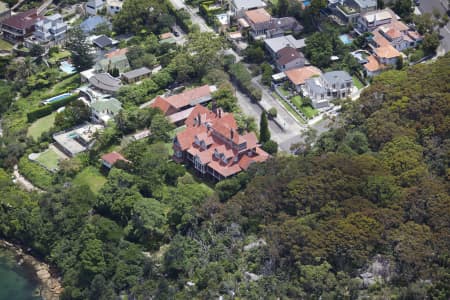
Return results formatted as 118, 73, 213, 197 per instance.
173, 104, 269, 181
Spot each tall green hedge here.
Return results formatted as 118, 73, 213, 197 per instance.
228, 63, 262, 102
27, 93, 79, 123
166, 1, 191, 33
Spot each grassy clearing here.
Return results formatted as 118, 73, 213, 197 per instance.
27, 112, 56, 140
18, 156, 54, 190
73, 166, 107, 195
35, 148, 61, 171
352, 76, 364, 90
0, 39, 13, 51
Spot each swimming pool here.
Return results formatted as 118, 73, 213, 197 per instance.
303, 0, 311, 7
60, 61, 76, 74
42, 93, 72, 105
339, 34, 353, 45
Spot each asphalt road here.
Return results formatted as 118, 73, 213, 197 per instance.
168, 0, 213, 32
418, 0, 450, 55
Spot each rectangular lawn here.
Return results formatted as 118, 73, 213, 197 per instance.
35, 148, 61, 171
27, 112, 56, 140
272, 92, 305, 124
352, 76, 364, 90
291, 96, 318, 119
73, 166, 107, 195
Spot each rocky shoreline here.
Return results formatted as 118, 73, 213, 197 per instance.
0, 240, 63, 300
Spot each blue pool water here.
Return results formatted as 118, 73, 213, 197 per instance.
0, 248, 41, 300
59, 61, 76, 74
42, 93, 72, 105
339, 34, 353, 45
303, 0, 311, 7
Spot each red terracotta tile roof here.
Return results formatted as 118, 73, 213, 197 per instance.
364, 55, 384, 72
284, 66, 322, 86
208, 160, 242, 177
151, 96, 175, 115
101, 151, 128, 165
374, 45, 401, 59
175, 126, 204, 150
245, 8, 271, 24
165, 85, 213, 109
2, 9, 41, 30
174, 105, 269, 179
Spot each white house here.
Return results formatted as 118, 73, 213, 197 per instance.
86, 0, 105, 15
303, 71, 354, 108
106, 0, 123, 15
25, 14, 68, 49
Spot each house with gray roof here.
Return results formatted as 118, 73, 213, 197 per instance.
80, 16, 111, 34
91, 97, 122, 124
230, 0, 266, 17
89, 73, 122, 94
275, 47, 305, 71
265, 35, 305, 58
92, 35, 118, 49
303, 70, 353, 108
122, 67, 151, 84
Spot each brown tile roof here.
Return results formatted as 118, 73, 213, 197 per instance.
364, 55, 384, 72
105, 48, 128, 59
372, 30, 391, 47
385, 27, 402, 39
407, 30, 422, 41
374, 45, 401, 59
165, 85, 212, 110
284, 66, 322, 86
276, 47, 304, 66
2, 9, 41, 30
101, 151, 129, 165
245, 8, 271, 24
160, 32, 174, 40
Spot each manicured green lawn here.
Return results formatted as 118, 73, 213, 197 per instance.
27, 112, 56, 140
352, 76, 364, 90
272, 92, 306, 124
0, 39, 13, 51
48, 50, 71, 65
279, 87, 290, 97
73, 166, 107, 194
291, 96, 318, 119
35, 148, 61, 171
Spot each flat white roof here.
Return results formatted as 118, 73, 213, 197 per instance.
232, 0, 266, 10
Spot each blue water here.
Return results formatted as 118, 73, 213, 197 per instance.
0, 248, 41, 300
59, 61, 76, 74
42, 93, 72, 105
339, 34, 353, 45
303, 0, 311, 7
